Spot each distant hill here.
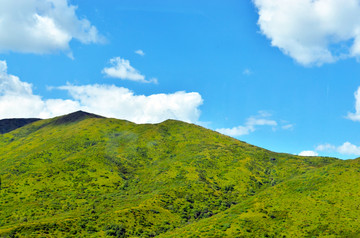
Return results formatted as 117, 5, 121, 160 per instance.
0, 111, 104, 134
0, 118, 41, 134
0, 111, 356, 237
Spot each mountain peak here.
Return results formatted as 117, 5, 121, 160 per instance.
51, 111, 105, 125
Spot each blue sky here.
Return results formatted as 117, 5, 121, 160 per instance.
1, 0, 360, 159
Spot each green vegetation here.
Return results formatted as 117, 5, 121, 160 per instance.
0, 111, 356, 237
160, 159, 360, 237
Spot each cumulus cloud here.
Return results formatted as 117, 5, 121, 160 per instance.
299, 151, 319, 156
0, 61, 33, 96
0, 0, 103, 54
57, 84, 202, 123
216, 111, 278, 137
338, 142, 360, 155
135, 49, 145, 56
0, 60, 203, 123
316, 142, 360, 155
347, 86, 360, 121
0, 60, 48, 118
102, 57, 157, 83
253, 0, 360, 65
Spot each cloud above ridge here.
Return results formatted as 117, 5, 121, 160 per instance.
253, 0, 360, 65
57, 84, 202, 123
298, 151, 319, 156
0, 60, 203, 123
216, 111, 278, 137
316, 142, 360, 156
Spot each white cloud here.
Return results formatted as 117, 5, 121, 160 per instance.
347, 86, 360, 121
216, 111, 278, 137
0, 60, 47, 118
338, 142, 360, 155
57, 84, 202, 123
316, 142, 360, 156
247, 116, 277, 127
135, 49, 145, 56
0, 61, 33, 96
282, 124, 294, 130
299, 151, 319, 156
0, 60, 203, 123
216, 125, 253, 137
102, 57, 156, 83
0, 0, 103, 54
253, 0, 360, 65
315, 143, 336, 151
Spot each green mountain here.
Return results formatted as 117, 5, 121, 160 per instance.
0, 111, 355, 237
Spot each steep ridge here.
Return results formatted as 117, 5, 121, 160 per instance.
0, 112, 339, 237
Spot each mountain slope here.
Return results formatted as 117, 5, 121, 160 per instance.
0, 112, 340, 237
160, 159, 360, 237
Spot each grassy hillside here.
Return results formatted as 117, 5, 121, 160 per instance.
0, 111, 342, 237
160, 159, 360, 237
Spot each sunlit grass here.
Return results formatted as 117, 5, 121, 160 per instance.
0, 112, 343, 237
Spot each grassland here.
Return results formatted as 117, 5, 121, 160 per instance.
0, 111, 355, 237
